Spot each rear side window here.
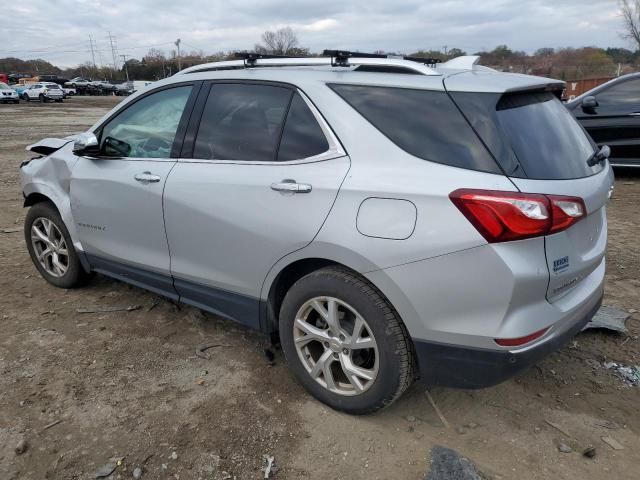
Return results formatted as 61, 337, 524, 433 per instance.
451, 91, 600, 180
278, 93, 329, 161
194, 83, 292, 161
329, 84, 501, 173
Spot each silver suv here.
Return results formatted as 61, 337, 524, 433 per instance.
20, 52, 613, 414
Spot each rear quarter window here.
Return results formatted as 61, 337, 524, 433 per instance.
328, 84, 501, 174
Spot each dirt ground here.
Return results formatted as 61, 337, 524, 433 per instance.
0, 96, 638, 480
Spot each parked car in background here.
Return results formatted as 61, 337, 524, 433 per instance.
65, 77, 91, 88
20, 53, 612, 414
14, 84, 34, 99
24, 82, 64, 102
566, 72, 640, 167
62, 87, 76, 98
0, 82, 20, 103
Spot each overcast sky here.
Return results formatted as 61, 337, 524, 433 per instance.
1, 0, 629, 68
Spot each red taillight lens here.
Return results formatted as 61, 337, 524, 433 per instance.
495, 327, 549, 347
450, 189, 586, 243
548, 196, 586, 233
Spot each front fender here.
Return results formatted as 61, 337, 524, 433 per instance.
20, 146, 88, 270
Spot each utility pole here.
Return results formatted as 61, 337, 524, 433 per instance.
443, 45, 448, 58
88, 35, 97, 67
107, 32, 118, 72
120, 54, 130, 82
174, 38, 181, 71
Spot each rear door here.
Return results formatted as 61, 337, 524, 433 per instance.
163, 81, 349, 329
572, 77, 640, 167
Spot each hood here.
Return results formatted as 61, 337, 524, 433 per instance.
26, 135, 81, 156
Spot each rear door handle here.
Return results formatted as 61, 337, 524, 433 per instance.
134, 171, 161, 184
271, 180, 312, 193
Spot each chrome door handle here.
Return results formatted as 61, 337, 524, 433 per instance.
134, 171, 161, 183
629, 113, 640, 117
270, 180, 312, 193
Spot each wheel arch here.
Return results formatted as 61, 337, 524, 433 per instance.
261, 244, 388, 337
24, 191, 58, 210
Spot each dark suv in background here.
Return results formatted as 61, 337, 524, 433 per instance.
566, 73, 640, 168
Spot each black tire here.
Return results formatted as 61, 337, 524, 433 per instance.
23, 94, 29, 101
24, 202, 89, 289
56, 99, 63, 103
39, 94, 45, 103
279, 266, 415, 414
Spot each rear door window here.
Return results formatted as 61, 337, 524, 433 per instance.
193, 83, 292, 161
451, 91, 601, 180
329, 84, 501, 173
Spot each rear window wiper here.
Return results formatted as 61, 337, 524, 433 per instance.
586, 145, 610, 167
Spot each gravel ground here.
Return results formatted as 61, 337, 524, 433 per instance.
0, 96, 638, 480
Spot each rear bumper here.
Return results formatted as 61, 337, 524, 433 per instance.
414, 293, 602, 388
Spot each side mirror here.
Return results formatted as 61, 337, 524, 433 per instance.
581, 96, 598, 113
73, 132, 100, 156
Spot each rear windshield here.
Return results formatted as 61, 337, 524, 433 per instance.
450, 91, 601, 180
46, 84, 60, 89
329, 84, 502, 174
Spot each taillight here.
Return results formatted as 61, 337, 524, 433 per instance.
450, 189, 586, 243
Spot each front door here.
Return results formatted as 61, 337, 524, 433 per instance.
576, 77, 640, 166
163, 82, 349, 329
70, 84, 196, 298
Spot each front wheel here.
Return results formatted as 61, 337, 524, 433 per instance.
24, 202, 89, 288
279, 266, 415, 414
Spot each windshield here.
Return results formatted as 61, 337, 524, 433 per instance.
450, 91, 601, 180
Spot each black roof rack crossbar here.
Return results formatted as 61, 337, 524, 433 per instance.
233, 52, 304, 67
322, 49, 441, 67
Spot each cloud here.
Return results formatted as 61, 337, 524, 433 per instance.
0, 0, 627, 68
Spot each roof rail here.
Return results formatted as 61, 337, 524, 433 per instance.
177, 52, 442, 76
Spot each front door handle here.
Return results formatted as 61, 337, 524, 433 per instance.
271, 180, 312, 193
134, 171, 161, 184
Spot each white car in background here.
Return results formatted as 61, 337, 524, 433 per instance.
65, 77, 91, 88
0, 82, 20, 103
24, 82, 64, 102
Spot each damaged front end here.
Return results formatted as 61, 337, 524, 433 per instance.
20, 134, 89, 270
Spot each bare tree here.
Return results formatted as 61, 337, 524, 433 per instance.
255, 26, 299, 55
620, 0, 640, 50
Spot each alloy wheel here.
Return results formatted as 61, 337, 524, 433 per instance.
293, 296, 379, 396
30, 217, 69, 278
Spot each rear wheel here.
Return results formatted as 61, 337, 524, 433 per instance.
279, 266, 415, 414
39, 94, 46, 103
24, 202, 89, 288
